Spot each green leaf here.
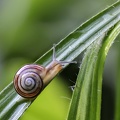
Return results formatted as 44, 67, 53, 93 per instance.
67, 21, 120, 120
0, 83, 32, 119
1, 1, 120, 119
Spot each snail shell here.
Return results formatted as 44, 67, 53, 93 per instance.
14, 64, 46, 98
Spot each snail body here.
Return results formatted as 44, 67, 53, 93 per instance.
13, 45, 76, 99
14, 61, 63, 98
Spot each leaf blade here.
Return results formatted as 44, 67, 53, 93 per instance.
67, 21, 120, 120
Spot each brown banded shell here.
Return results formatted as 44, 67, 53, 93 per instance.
13, 64, 45, 98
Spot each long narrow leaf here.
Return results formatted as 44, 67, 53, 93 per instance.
67, 21, 120, 120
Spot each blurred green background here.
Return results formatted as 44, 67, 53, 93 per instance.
0, 0, 118, 120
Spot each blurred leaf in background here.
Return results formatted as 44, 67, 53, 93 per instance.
20, 77, 71, 120
0, 0, 117, 87
0, 0, 117, 59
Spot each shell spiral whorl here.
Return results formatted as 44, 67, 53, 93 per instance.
14, 65, 44, 98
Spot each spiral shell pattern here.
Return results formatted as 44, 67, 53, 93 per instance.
14, 64, 44, 98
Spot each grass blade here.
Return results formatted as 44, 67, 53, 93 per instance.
67, 21, 120, 120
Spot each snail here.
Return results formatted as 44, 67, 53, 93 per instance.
13, 44, 76, 99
